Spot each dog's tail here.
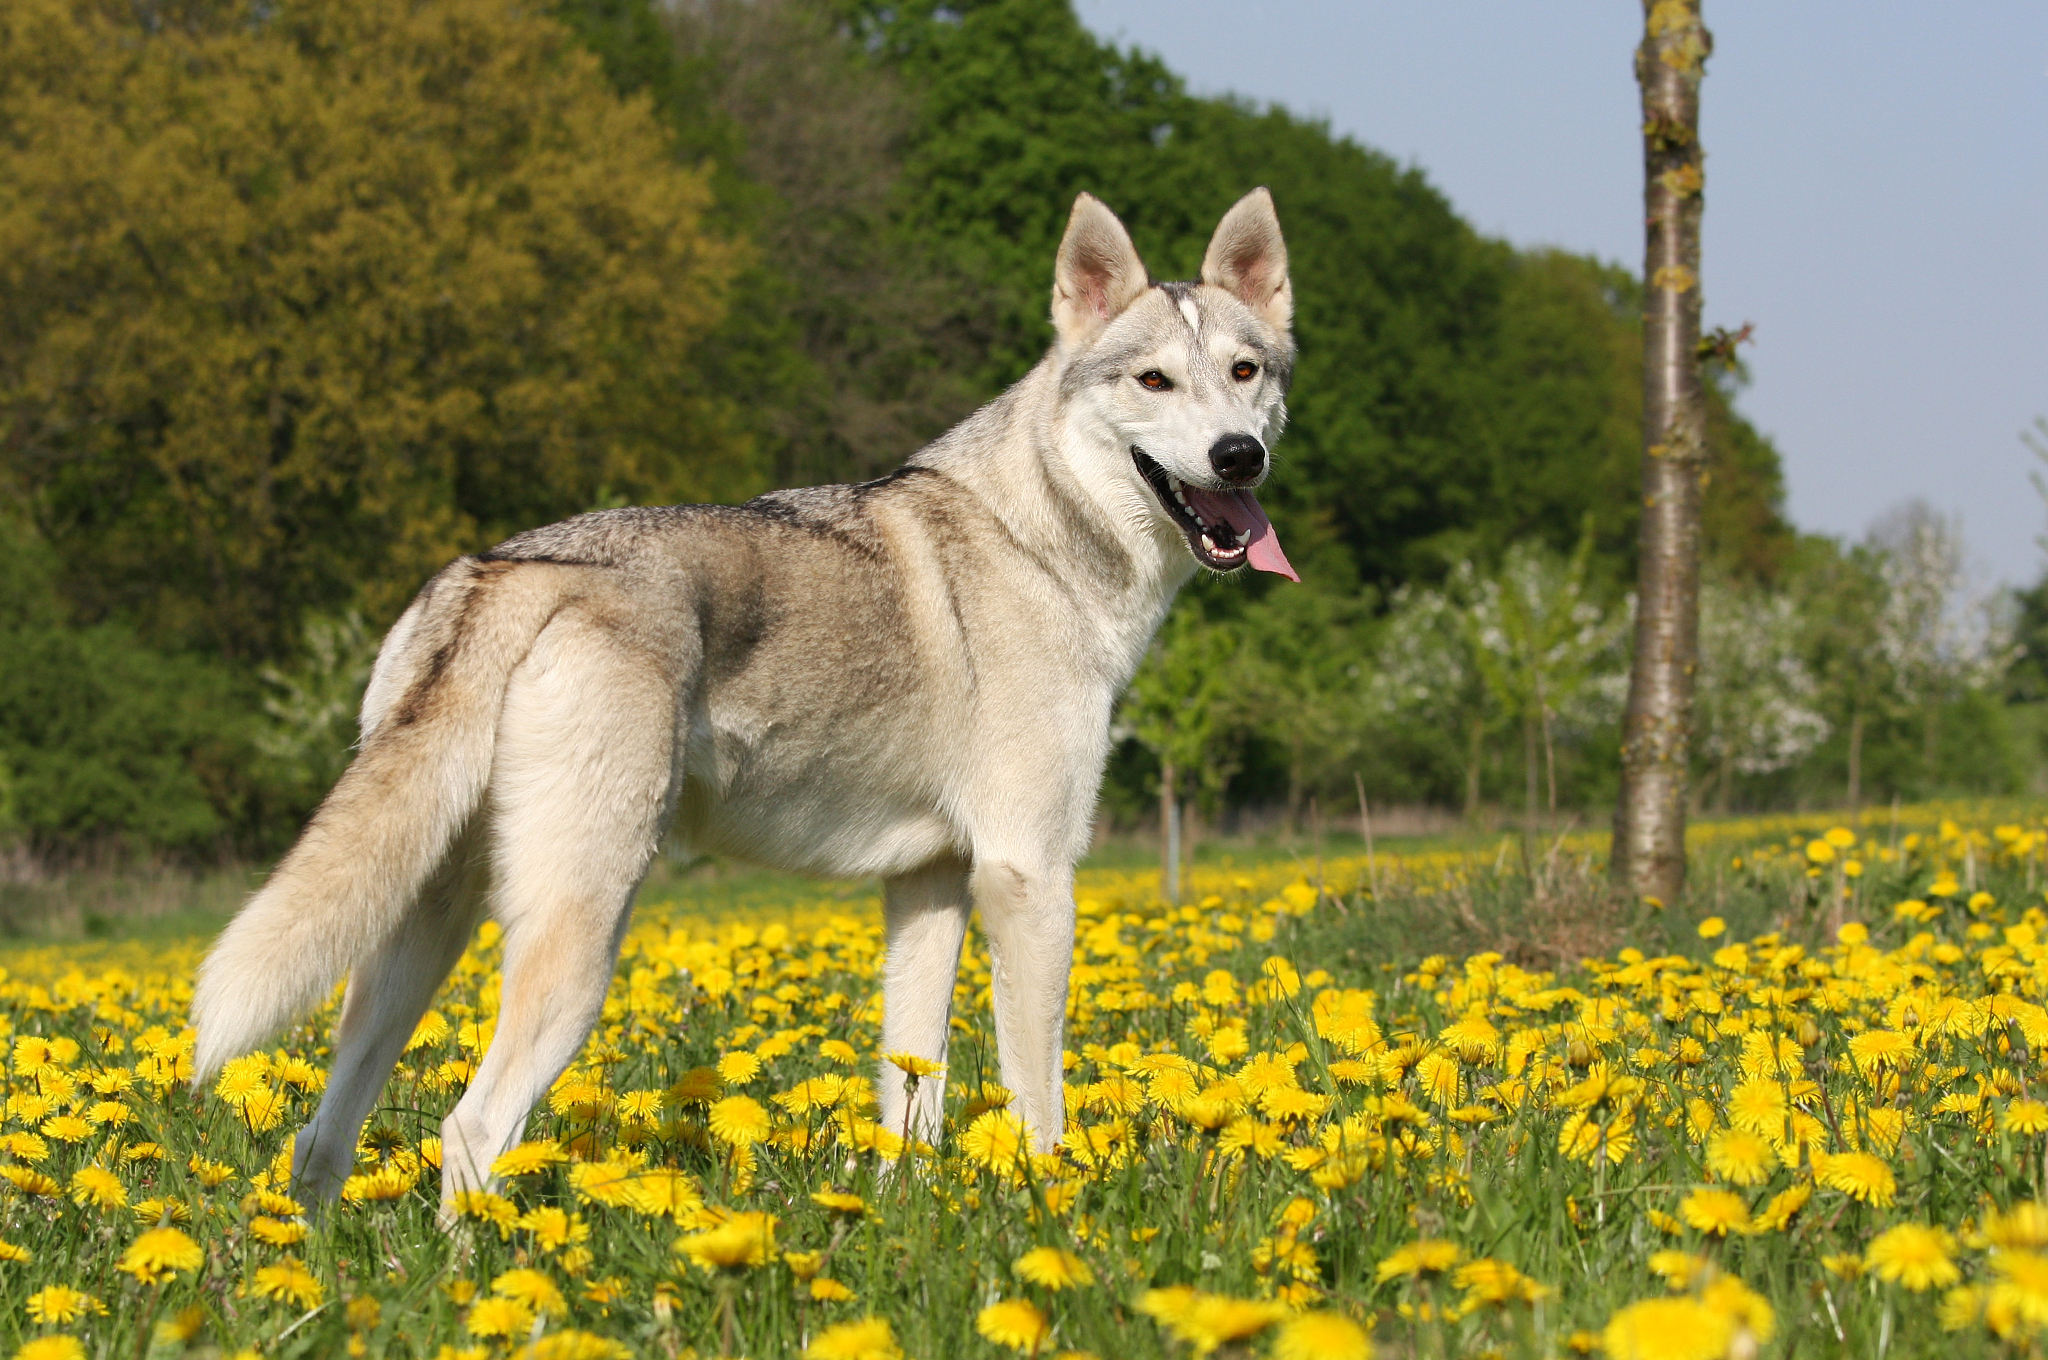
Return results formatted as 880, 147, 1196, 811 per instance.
190, 558, 572, 1083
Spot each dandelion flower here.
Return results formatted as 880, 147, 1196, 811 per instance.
1696, 917, 1726, 939
464, 1296, 533, 1339
976, 1299, 1051, 1352
1725, 1080, 1788, 1137
2005, 1101, 2048, 1135
1818, 1151, 1897, 1207
252, 1257, 324, 1309
883, 1051, 943, 1079
718, 1051, 763, 1085
677, 1211, 776, 1271
1864, 1224, 1959, 1292
490, 1141, 566, 1177
249, 1216, 307, 1246
804, 1317, 902, 1360
1704, 1128, 1774, 1187
493, 1268, 566, 1317
1679, 1188, 1751, 1237
707, 1095, 772, 1147
1455, 1257, 1547, 1304
811, 1191, 868, 1218
118, 1226, 202, 1284
1984, 1202, 2048, 1249
1014, 1247, 1094, 1290
1376, 1239, 1461, 1283
24, 1287, 104, 1325
14, 1339, 87, 1360
1752, 1182, 1812, 1233
1270, 1311, 1373, 1360
1646, 1251, 1708, 1290
810, 1278, 856, 1302
519, 1333, 631, 1360
962, 1108, 1028, 1172
68, 1165, 126, 1212
1602, 1296, 1733, 1360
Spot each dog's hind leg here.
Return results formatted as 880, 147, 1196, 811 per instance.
877, 854, 972, 1146
291, 828, 487, 1203
972, 857, 1077, 1154
436, 615, 679, 1207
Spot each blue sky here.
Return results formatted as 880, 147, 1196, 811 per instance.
1075, 1, 2048, 586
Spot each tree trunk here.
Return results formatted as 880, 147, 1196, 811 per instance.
1160, 757, 1180, 904
1613, 0, 1711, 906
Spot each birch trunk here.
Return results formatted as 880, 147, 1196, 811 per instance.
1613, 0, 1711, 905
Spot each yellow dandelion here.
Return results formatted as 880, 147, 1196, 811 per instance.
883, 1051, 943, 1079
707, 1095, 772, 1147
1704, 1128, 1775, 1187
1696, 917, 1726, 939
118, 1226, 202, 1284
14, 1339, 87, 1360
0, 1240, 30, 1263
1725, 1079, 1788, 1137
1752, 1182, 1812, 1233
1602, 1296, 1733, 1360
803, 1317, 902, 1360
1137, 1289, 1289, 1351
252, 1257, 324, 1309
2004, 1100, 2048, 1135
976, 1298, 1051, 1352
493, 1268, 567, 1317
68, 1165, 126, 1212
39, 1116, 90, 1144
1647, 1251, 1709, 1290
962, 1108, 1029, 1172
677, 1211, 776, 1271
24, 1287, 104, 1325
1818, 1151, 1897, 1207
516, 1332, 630, 1360
1678, 1188, 1751, 1237
1865, 1224, 1959, 1292
1456, 1257, 1547, 1304
1376, 1239, 1462, 1282
249, 1215, 308, 1246
810, 1278, 857, 1302
465, 1296, 533, 1339
490, 1141, 566, 1177
811, 1191, 868, 1218
1270, 1311, 1373, 1360
1984, 1202, 2048, 1249
1014, 1247, 1094, 1290
718, 1051, 763, 1085
1820, 1253, 1865, 1279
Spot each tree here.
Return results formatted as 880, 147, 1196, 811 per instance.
0, 0, 750, 660
1463, 542, 1628, 828
1613, 0, 1712, 904
1693, 576, 1828, 810
1370, 583, 1493, 816
1121, 610, 1240, 902
1870, 503, 2017, 778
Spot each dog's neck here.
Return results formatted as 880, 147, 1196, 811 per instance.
912, 358, 1194, 665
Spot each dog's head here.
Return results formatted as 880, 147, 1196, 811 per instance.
1052, 189, 1298, 581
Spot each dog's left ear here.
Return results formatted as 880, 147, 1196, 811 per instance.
1052, 193, 1151, 350
1201, 187, 1292, 333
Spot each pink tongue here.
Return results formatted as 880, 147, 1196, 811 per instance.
1180, 486, 1299, 582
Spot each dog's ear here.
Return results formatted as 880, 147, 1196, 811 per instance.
1201, 187, 1292, 334
1051, 193, 1150, 350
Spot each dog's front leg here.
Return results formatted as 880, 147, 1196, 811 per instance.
878, 855, 972, 1147
973, 858, 1077, 1154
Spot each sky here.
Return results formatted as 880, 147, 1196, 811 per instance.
1074, 1, 2048, 587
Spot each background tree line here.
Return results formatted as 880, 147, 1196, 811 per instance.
0, 0, 2032, 863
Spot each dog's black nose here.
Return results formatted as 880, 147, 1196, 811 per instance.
1208, 434, 1265, 485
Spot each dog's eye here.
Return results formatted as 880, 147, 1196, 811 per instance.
1136, 370, 1172, 392
1232, 360, 1259, 382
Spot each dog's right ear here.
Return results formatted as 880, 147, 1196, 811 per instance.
1051, 193, 1150, 351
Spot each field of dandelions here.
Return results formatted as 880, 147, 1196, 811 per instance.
7, 806, 2048, 1359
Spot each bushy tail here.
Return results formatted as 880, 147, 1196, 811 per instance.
190, 559, 570, 1081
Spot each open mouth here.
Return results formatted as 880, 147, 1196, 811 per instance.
1131, 447, 1298, 580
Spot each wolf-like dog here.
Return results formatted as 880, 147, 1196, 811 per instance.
190, 188, 1299, 1205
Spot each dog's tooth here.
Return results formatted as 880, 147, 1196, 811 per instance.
1236, 528, 1251, 546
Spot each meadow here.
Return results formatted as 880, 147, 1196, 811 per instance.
2, 806, 2047, 1358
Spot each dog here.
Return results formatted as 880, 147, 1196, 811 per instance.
190, 188, 1298, 1205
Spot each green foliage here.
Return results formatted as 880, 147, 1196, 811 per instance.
0, 0, 750, 659
0, 521, 258, 855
